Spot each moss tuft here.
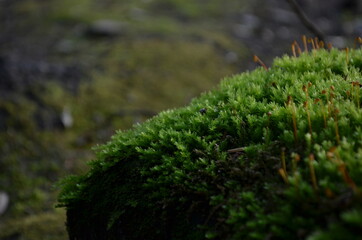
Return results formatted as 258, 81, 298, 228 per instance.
59, 48, 362, 239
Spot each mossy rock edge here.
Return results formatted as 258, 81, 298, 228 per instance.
58, 48, 362, 240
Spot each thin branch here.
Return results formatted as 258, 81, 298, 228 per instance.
285, 0, 325, 41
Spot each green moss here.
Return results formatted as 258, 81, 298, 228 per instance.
148, 0, 247, 20
103, 39, 236, 109
0, 0, 250, 239
58, 48, 362, 239
0, 210, 67, 240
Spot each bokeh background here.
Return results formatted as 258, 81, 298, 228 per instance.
0, 0, 361, 239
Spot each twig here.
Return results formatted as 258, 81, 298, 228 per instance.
285, 0, 325, 41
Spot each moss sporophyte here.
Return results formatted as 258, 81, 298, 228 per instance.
58, 36, 362, 240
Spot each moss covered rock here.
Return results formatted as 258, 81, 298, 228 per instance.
58, 47, 362, 239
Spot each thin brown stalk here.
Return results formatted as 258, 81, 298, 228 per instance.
331, 149, 359, 193
333, 108, 340, 145
354, 37, 362, 49
338, 163, 358, 193
292, 44, 297, 57
321, 90, 328, 127
302, 35, 308, 52
314, 37, 320, 49
351, 82, 361, 108
281, 147, 287, 174
278, 168, 289, 184
253, 55, 268, 70
308, 154, 318, 191
292, 40, 302, 57
288, 96, 298, 143
304, 101, 312, 135
292, 153, 300, 175
309, 38, 316, 50
318, 41, 325, 49
303, 84, 312, 135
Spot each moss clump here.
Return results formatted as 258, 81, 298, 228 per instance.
58, 48, 362, 239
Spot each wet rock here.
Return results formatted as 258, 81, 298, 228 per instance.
0, 191, 9, 215
261, 28, 274, 42
233, 14, 260, 39
0, 55, 83, 93
269, 8, 298, 25
56, 39, 76, 54
86, 20, 125, 37
233, 24, 253, 38
351, 19, 362, 36
225, 51, 238, 63
242, 14, 260, 29
316, 17, 334, 33
276, 26, 291, 40
61, 106, 73, 128
327, 36, 347, 48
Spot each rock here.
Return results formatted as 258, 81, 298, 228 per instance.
0, 191, 9, 215
327, 36, 347, 48
233, 24, 253, 38
316, 17, 334, 33
241, 14, 260, 29
225, 51, 238, 63
61, 106, 73, 128
351, 19, 362, 36
233, 14, 260, 39
56, 39, 76, 54
0, 55, 82, 93
276, 26, 291, 40
261, 28, 275, 42
86, 20, 125, 37
269, 8, 298, 25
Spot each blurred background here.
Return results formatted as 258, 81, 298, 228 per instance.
0, 0, 361, 239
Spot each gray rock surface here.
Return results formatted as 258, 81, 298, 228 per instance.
0, 191, 9, 216
86, 20, 126, 37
